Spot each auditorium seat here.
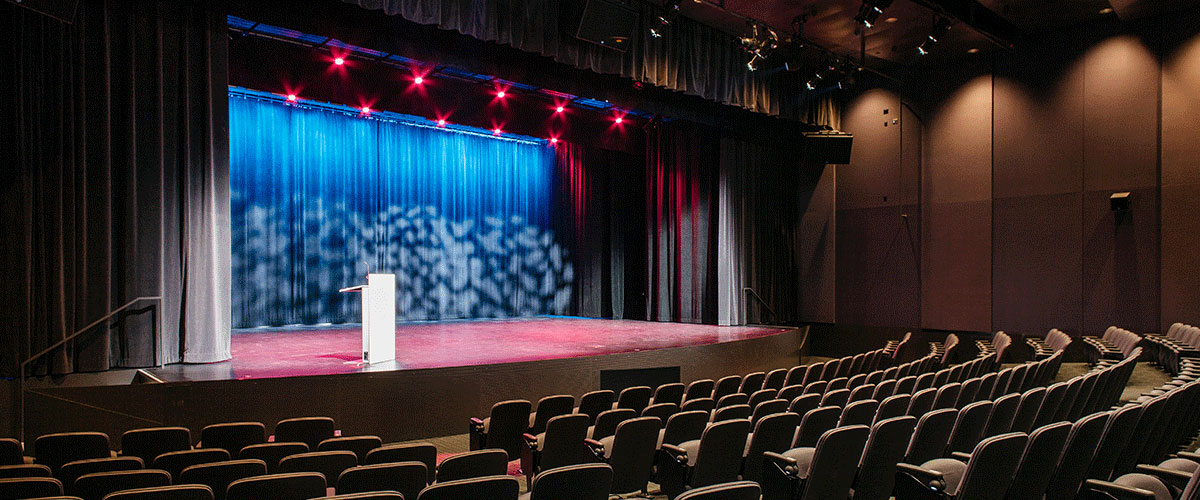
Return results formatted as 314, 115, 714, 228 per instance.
1004, 421, 1072, 500
573, 390, 613, 424
272, 417, 335, 451
819, 389, 850, 408
674, 480, 760, 500
872, 379, 897, 400
782, 365, 809, 387
277, 450, 358, 487
715, 393, 749, 409
414, 475, 518, 500
151, 449, 230, 481
763, 369, 788, 391
469, 399, 531, 460
226, 472, 327, 500
945, 400, 994, 455
523, 463, 611, 500
904, 408, 958, 465
896, 432, 1027, 500
585, 416, 659, 496
640, 402, 679, 423
0, 464, 51, 478
519, 414, 590, 487
651, 383, 685, 407
711, 375, 742, 402
741, 412, 800, 484
0, 439, 22, 466
848, 384, 875, 404
791, 407, 840, 449
852, 416, 918, 500
59, 457, 144, 496
364, 443, 436, 484
335, 462, 425, 499
874, 394, 910, 425
1044, 411, 1111, 500
739, 372, 766, 394
613, 386, 652, 414
311, 493, 403, 500
802, 380, 827, 396
239, 442, 308, 473
1008, 387, 1046, 433
177, 459, 266, 500
710, 404, 751, 423
895, 375, 918, 396
527, 395, 574, 435
102, 484, 214, 500
588, 408, 636, 440
906, 388, 937, 417
787, 394, 821, 418
982, 392, 1021, 437
826, 377, 849, 392
684, 380, 715, 402
1088, 404, 1145, 482
0, 476, 65, 499
933, 382, 962, 410
658, 411, 708, 451
73, 469, 171, 500
435, 449, 507, 483
955, 378, 982, 409
776, 385, 804, 404
747, 388, 777, 409
318, 436, 382, 463
681, 397, 715, 413
118, 428, 191, 466
837, 399, 879, 427
657, 418, 751, 499
200, 423, 265, 457
750, 399, 788, 426
761, 425, 870, 500
34, 432, 112, 475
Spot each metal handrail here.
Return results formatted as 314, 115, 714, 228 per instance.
19, 295, 162, 440
743, 287, 776, 324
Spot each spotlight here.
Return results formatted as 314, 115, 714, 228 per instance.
286, 94, 297, 102
413, 76, 424, 85
615, 116, 623, 124
361, 106, 371, 114
496, 90, 506, 99
917, 44, 929, 55
650, 0, 681, 37
334, 57, 345, 65
493, 128, 503, 135
854, 0, 893, 29
555, 106, 565, 113
550, 137, 559, 144
805, 81, 816, 90
740, 22, 779, 72
927, 18, 952, 43
437, 119, 446, 127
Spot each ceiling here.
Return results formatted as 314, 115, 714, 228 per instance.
665, 0, 1189, 76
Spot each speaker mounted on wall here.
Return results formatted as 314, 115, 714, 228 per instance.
801, 131, 854, 165
563, 0, 638, 52
6, 0, 79, 23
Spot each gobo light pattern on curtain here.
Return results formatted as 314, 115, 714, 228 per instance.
230, 92, 572, 327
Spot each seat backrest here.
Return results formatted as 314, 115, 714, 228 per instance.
672, 480, 760, 500
34, 432, 111, 474
0, 439, 21, 466
0, 477, 64, 499
1034, 382, 1070, 429
1004, 421, 1072, 500
946, 400, 995, 455
151, 449, 230, 481
777, 385, 805, 404
681, 397, 715, 413
486, 399, 533, 459
615, 386, 653, 414
1052, 377, 1085, 423
952, 432, 1029, 500
1043, 411, 1111, 500
716, 393, 749, 409
102, 484, 215, 500
932, 382, 962, 410
799, 425, 871, 499
239, 442, 308, 474
747, 389, 778, 410
272, 417, 334, 451
591, 408, 637, 440
821, 388, 851, 408
1180, 466, 1200, 500
838, 399, 880, 427
652, 383, 686, 407
739, 372, 766, 394
120, 427, 191, 466
977, 372, 998, 401
538, 414, 591, 472
803, 380, 827, 396
577, 390, 615, 423
178, 459, 267, 500
741, 412, 800, 483
992, 368, 1015, 399
530, 395, 576, 435
984, 392, 1022, 437
763, 369, 788, 391
783, 365, 809, 388
1009, 387, 1047, 433
684, 380, 715, 402
642, 402, 680, 422
690, 419, 752, 488
336, 462, 427, 500
712, 375, 742, 401
60, 457, 144, 495
226, 472, 327, 500
661, 410, 710, 448
914, 373, 936, 393
793, 406, 842, 449
435, 449, 508, 483
827, 377, 850, 392
364, 442, 437, 484
277, 450, 358, 487
415, 475, 519, 500
802, 363, 823, 386
1087, 403, 1144, 481
956, 377, 982, 409
875, 394, 911, 425
854, 416, 918, 500
750, 399, 787, 426
904, 408, 959, 464
711, 404, 751, 423
318, 436, 382, 463
894, 375, 918, 396
1114, 395, 1168, 477
849, 384, 876, 404
606, 416, 661, 495
906, 387, 938, 417
787, 393, 822, 417
200, 423, 265, 457
529, 463, 612, 500
0, 464, 51, 478
1065, 373, 1101, 421
74, 469, 171, 500
872, 379, 897, 400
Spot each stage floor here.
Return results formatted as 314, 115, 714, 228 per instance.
151, 317, 792, 382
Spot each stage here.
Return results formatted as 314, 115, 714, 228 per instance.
22, 318, 804, 443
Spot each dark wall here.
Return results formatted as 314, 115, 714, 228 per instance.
826, 14, 1200, 348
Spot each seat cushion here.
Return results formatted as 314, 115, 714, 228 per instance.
780, 448, 815, 479
598, 436, 615, 459
535, 432, 546, 452
1158, 458, 1199, 474
678, 440, 701, 467
1114, 473, 1172, 500
921, 458, 967, 496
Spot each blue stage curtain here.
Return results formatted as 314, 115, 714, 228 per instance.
230, 94, 570, 327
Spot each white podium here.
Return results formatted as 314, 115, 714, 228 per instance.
339, 273, 396, 364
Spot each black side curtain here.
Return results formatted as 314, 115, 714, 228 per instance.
342, 0, 780, 115
0, 0, 231, 375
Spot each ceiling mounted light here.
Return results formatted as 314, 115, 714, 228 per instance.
917, 17, 952, 55
740, 22, 779, 71
854, 0, 894, 30
651, 0, 682, 38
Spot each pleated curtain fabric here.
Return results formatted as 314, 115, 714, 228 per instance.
0, 0, 231, 375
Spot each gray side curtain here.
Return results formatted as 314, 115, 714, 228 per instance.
0, 0, 231, 375
343, 0, 780, 115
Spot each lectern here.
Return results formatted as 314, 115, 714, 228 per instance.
339, 273, 396, 364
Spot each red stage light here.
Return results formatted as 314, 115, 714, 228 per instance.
334, 57, 345, 65
615, 116, 623, 124
361, 106, 371, 114
414, 76, 424, 85
555, 106, 565, 113
550, 137, 559, 144
493, 128, 503, 135
437, 119, 446, 127
286, 94, 297, 102
496, 90, 506, 99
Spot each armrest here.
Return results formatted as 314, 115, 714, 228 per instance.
950, 451, 972, 461
661, 443, 688, 464
763, 451, 799, 476
522, 433, 537, 446
1133, 464, 1194, 490
470, 417, 484, 426
1083, 479, 1156, 500
896, 462, 946, 491
1175, 451, 1200, 462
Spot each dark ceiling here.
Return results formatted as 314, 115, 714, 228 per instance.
665, 0, 1191, 75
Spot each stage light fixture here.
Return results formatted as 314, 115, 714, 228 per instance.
496, 90, 506, 99
550, 137, 559, 144
414, 76, 424, 85
927, 18, 952, 43
805, 80, 816, 90
854, 0, 893, 29
615, 116, 623, 124
650, 0, 681, 38
286, 94, 297, 102
334, 57, 345, 65
437, 119, 446, 127
361, 106, 371, 114
555, 106, 565, 113
493, 127, 503, 135
740, 22, 779, 72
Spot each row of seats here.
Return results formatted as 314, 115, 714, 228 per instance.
1027, 328, 1074, 360
1086, 326, 1144, 364
1144, 323, 1200, 375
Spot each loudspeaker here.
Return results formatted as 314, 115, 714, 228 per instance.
567, 0, 638, 52
1110, 192, 1131, 211
5, 0, 78, 23
802, 131, 854, 164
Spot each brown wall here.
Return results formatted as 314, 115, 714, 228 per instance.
824, 16, 1200, 343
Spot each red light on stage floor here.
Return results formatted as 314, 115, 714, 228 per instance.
286, 94, 297, 102
334, 57, 345, 66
